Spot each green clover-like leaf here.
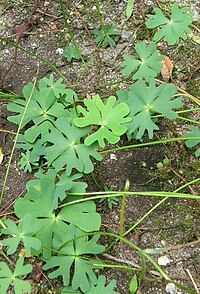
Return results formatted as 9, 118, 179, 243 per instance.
14, 178, 101, 258
121, 41, 163, 82
7, 78, 69, 129
27, 168, 87, 208
14, 178, 60, 259
184, 126, 200, 157
146, 4, 194, 45
117, 79, 182, 139
59, 201, 101, 232
73, 95, 131, 148
16, 135, 45, 172
87, 275, 119, 294
2, 214, 41, 256
39, 74, 67, 98
17, 134, 45, 156
94, 24, 120, 47
43, 225, 104, 292
63, 45, 81, 62
18, 151, 39, 172
45, 117, 103, 175
0, 258, 32, 294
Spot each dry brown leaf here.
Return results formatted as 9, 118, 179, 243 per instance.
161, 56, 174, 82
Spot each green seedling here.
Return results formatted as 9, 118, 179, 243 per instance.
94, 24, 120, 47
63, 45, 81, 62
99, 186, 119, 209
156, 157, 170, 170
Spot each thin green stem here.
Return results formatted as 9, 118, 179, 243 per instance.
119, 180, 130, 248
100, 137, 200, 155
0, 73, 38, 205
95, 0, 113, 47
0, 91, 22, 99
173, 93, 200, 107
103, 177, 200, 253
0, 129, 17, 135
90, 263, 136, 271
0, 219, 6, 229
176, 107, 200, 114
96, 76, 131, 88
123, 177, 200, 237
177, 116, 200, 125
60, 189, 200, 209
0, 37, 69, 84
152, 107, 200, 119
59, 0, 87, 69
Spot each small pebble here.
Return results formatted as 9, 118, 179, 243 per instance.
110, 154, 117, 160
158, 255, 172, 266
166, 283, 177, 294
121, 31, 132, 41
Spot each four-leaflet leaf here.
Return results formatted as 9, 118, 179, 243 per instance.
94, 24, 120, 47
73, 95, 131, 148
45, 117, 103, 175
14, 178, 101, 258
43, 224, 105, 293
121, 41, 163, 82
117, 78, 182, 139
0, 257, 32, 294
2, 214, 41, 257
146, 3, 194, 45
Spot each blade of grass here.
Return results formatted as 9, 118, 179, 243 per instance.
60, 188, 200, 208
119, 180, 130, 252
100, 137, 200, 155
0, 66, 39, 206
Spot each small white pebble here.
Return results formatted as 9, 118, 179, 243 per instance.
92, 5, 96, 11
110, 154, 117, 160
158, 255, 172, 266
166, 283, 177, 294
44, 1, 50, 7
56, 48, 64, 55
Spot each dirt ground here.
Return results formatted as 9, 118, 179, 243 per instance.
0, 0, 200, 293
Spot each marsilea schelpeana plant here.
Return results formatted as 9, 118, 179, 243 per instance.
0, 3, 199, 294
